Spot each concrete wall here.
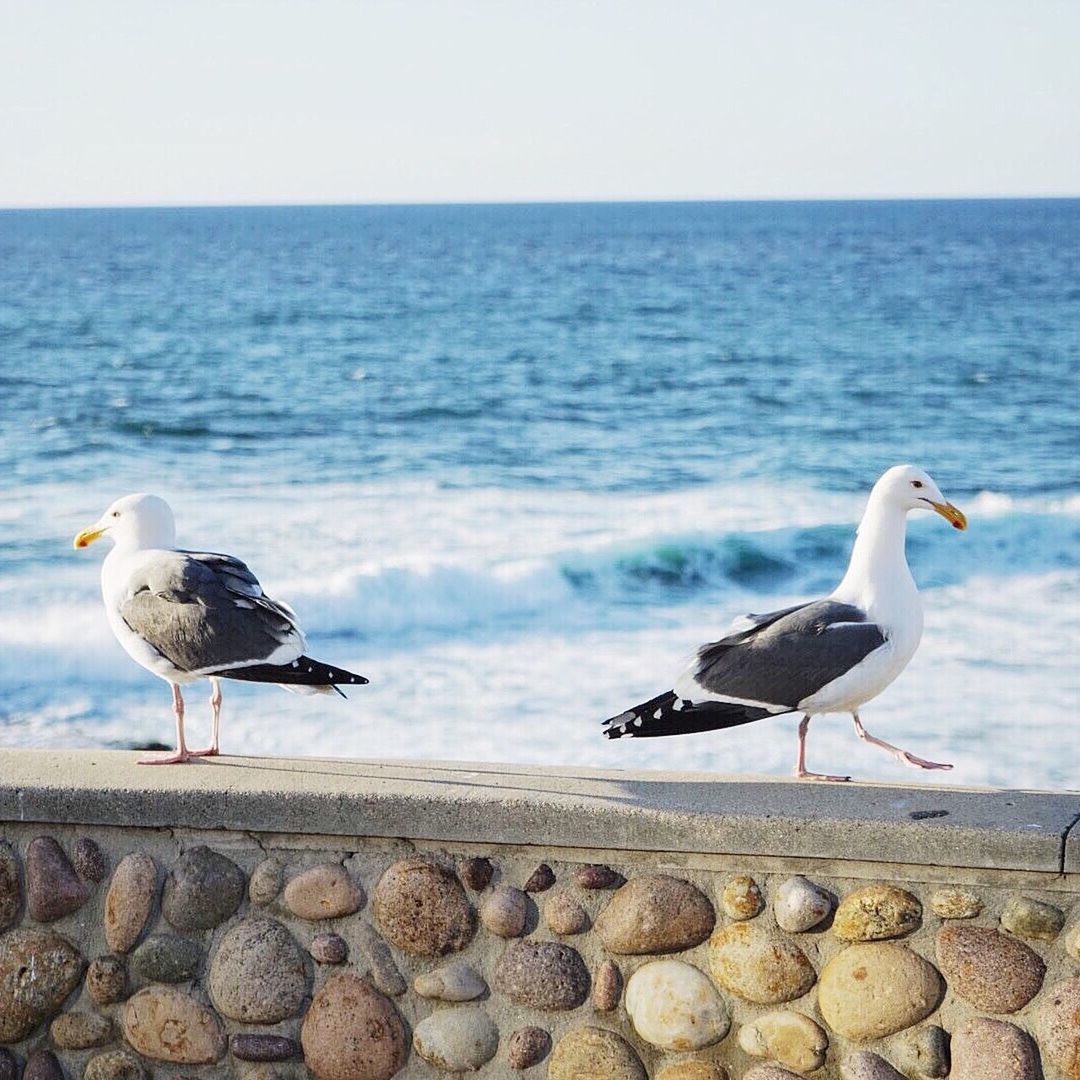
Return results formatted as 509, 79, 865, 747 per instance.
1, 749, 1079, 1079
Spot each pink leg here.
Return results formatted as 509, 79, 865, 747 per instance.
139, 684, 193, 765
794, 714, 851, 782
852, 713, 953, 771
188, 678, 222, 758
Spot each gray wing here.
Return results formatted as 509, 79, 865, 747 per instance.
686, 599, 887, 710
120, 550, 304, 674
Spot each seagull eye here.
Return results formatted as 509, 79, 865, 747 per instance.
911, 480, 924, 489
112, 511, 121, 518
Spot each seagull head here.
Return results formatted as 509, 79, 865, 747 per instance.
873, 465, 967, 530
74, 493, 177, 552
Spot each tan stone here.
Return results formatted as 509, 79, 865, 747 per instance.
121, 986, 226, 1064
372, 858, 475, 957
738, 1010, 828, 1072
1036, 978, 1080, 1080
479, 883, 527, 937
545, 891, 589, 935
592, 958, 622, 1012
0, 927, 85, 1043
548, 1026, 646, 1080
929, 887, 982, 919
833, 884, 921, 941
656, 1064, 729, 1080
283, 864, 363, 920
50, 1010, 113, 1049
625, 959, 730, 1050
952, 1017, 1040, 1080
707, 922, 815, 1004
300, 973, 407, 1080
818, 943, 943, 1040
935, 923, 1044, 1012
104, 853, 157, 954
1000, 894, 1064, 941
721, 874, 764, 920
595, 874, 715, 954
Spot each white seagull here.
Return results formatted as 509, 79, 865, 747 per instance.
75, 493, 368, 765
603, 465, 967, 781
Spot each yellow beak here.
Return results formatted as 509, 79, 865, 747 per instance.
73, 526, 106, 549
930, 501, 967, 531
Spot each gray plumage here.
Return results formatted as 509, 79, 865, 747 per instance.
120, 550, 302, 674
690, 599, 887, 709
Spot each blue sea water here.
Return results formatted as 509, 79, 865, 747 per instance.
1, 200, 1078, 787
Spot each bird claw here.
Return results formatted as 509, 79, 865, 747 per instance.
187, 746, 220, 758
795, 769, 852, 783
900, 752, 953, 771
137, 749, 192, 765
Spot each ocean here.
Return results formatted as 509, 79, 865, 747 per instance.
1, 199, 1077, 788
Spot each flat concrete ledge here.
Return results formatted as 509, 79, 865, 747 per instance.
1, 749, 1078, 874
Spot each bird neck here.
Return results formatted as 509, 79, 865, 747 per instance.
832, 495, 916, 613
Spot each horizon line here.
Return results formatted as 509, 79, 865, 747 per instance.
2, 193, 1079, 213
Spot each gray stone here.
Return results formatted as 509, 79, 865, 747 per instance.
104, 852, 157, 953
935, 923, 1044, 1012
0, 843, 19, 931
372, 857, 475, 957
595, 874, 715, 955
951, 1017, 1040, 1080
413, 1007, 499, 1071
480, 883, 528, 937
72, 836, 108, 883
309, 931, 348, 964
300, 973, 407, 1080
523, 863, 555, 892
23, 1050, 63, 1080
26, 836, 90, 922
249, 857, 283, 907
1001, 893, 1064, 941
84, 1050, 146, 1080
231, 1035, 301, 1062
656, 1064, 730, 1080
50, 1009, 113, 1048
1037, 977, 1080, 1080
0, 1049, 15, 1080
574, 864, 623, 889
841, 1052, 905, 1080
459, 857, 494, 891
122, 986, 226, 1064
355, 922, 407, 996
743, 1069, 803, 1080
892, 1024, 949, 1078
131, 933, 202, 983
0, 926, 85, 1042
414, 961, 487, 1002
548, 1026, 646, 1080
162, 845, 244, 931
208, 917, 307, 1022
507, 1026, 550, 1070
592, 958, 622, 1012
86, 954, 127, 1005
774, 875, 832, 932
494, 939, 590, 1010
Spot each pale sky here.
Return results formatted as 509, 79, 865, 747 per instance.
2, 0, 1078, 208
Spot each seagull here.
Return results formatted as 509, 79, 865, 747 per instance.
74, 493, 368, 765
602, 465, 967, 781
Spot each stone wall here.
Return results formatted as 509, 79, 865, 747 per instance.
2, 749, 1080, 1079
